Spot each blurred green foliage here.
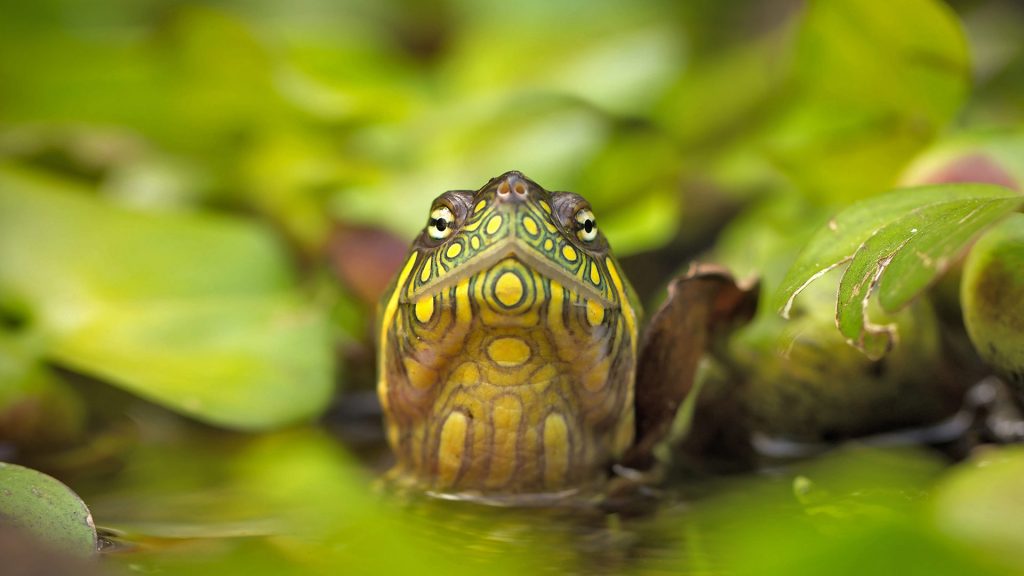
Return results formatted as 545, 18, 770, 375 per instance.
0, 0, 1023, 574
932, 447, 1024, 573
0, 166, 333, 429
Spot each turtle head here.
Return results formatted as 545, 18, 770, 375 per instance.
403, 171, 625, 308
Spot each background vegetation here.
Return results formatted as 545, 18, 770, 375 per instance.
1, 0, 1023, 574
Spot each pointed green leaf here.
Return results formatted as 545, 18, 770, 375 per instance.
774, 183, 1023, 358
878, 196, 1024, 311
836, 198, 1017, 357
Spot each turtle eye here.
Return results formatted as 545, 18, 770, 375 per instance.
427, 206, 455, 240
574, 208, 597, 242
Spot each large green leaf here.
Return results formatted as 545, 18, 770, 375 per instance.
0, 165, 333, 429
765, 0, 970, 202
50, 297, 331, 429
773, 184, 1023, 359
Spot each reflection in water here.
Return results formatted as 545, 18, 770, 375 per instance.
63, 396, 1015, 576
400, 495, 641, 575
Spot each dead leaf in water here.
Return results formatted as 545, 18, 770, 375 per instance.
623, 264, 758, 470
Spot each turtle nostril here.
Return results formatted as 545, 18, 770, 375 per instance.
495, 173, 529, 202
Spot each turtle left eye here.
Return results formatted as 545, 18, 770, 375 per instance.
428, 206, 455, 240
574, 208, 597, 242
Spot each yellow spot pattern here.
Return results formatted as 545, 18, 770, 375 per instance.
377, 253, 417, 406
485, 215, 503, 235
438, 412, 469, 488
446, 242, 462, 259
378, 180, 642, 494
455, 279, 472, 324
543, 414, 569, 488
487, 396, 522, 487
450, 362, 480, 387
586, 300, 604, 326
403, 357, 436, 390
494, 272, 524, 307
414, 296, 435, 323
548, 281, 564, 322
487, 337, 532, 367
561, 245, 578, 262
605, 257, 635, 336
522, 216, 539, 236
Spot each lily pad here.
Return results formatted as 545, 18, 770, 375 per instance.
773, 183, 1024, 359
0, 462, 97, 556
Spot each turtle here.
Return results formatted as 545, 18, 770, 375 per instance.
376, 171, 642, 495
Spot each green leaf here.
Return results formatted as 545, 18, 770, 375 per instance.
655, 29, 795, 148
443, 2, 683, 116
765, 0, 970, 202
0, 167, 294, 307
774, 184, 1023, 359
0, 462, 97, 556
877, 197, 1024, 310
0, 165, 334, 429
50, 297, 332, 430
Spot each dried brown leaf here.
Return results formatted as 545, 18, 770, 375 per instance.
623, 263, 758, 469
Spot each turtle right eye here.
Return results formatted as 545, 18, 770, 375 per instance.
574, 208, 598, 242
428, 206, 454, 240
